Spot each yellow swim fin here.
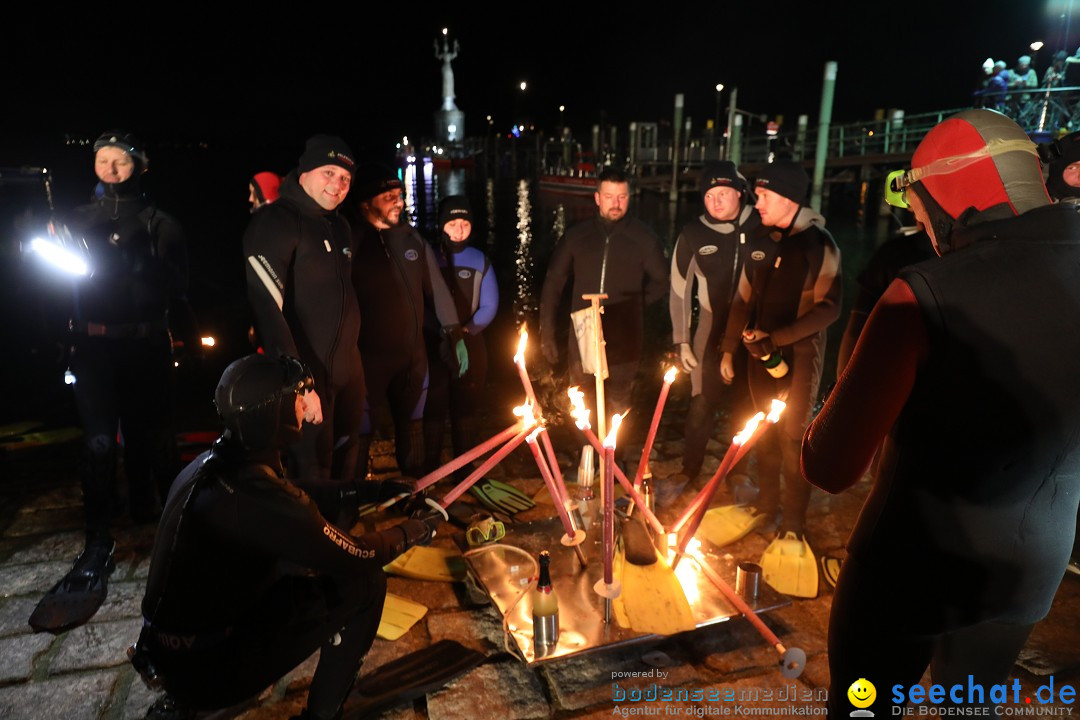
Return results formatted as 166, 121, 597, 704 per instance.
760, 532, 818, 598
377, 592, 429, 641
613, 517, 697, 635
699, 505, 768, 548
384, 546, 466, 582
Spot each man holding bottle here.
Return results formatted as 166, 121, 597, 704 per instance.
719, 160, 841, 593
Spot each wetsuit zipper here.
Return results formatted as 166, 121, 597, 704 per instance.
328, 216, 344, 385
381, 230, 421, 348
599, 227, 612, 294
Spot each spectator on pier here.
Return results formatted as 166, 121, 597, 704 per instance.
1009, 55, 1037, 90
1044, 50, 1067, 88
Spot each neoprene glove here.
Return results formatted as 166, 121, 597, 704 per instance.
742, 333, 777, 359
408, 501, 448, 545
678, 343, 698, 372
454, 339, 469, 378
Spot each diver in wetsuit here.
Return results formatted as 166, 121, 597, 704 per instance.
539, 167, 668, 452
804, 109, 1080, 716
29, 131, 188, 635
133, 354, 440, 720
422, 196, 499, 477
243, 135, 362, 491
348, 165, 467, 484
720, 160, 841, 543
669, 161, 758, 487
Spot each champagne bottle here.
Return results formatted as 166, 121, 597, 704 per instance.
531, 551, 559, 647
761, 352, 789, 379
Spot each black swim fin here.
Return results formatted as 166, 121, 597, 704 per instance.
29, 539, 116, 634
343, 639, 484, 718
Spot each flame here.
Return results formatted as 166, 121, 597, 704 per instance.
767, 399, 786, 423
525, 426, 544, 444
513, 400, 537, 430
733, 412, 766, 446
672, 535, 703, 604
663, 366, 678, 384
514, 326, 528, 364
603, 411, 626, 449
567, 386, 591, 430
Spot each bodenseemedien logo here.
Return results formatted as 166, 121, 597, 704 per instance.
848, 678, 876, 717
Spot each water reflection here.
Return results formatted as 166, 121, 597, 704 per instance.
552, 203, 566, 242
403, 161, 418, 227
485, 178, 495, 250
514, 179, 534, 325
444, 168, 466, 198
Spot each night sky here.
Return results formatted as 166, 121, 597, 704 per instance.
5, 3, 1069, 159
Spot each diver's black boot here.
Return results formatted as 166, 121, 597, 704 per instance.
397, 420, 425, 478
29, 536, 116, 634
144, 693, 196, 720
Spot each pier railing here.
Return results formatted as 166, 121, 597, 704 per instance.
636, 88, 1080, 169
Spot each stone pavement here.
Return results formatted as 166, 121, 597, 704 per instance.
2, 382, 1080, 719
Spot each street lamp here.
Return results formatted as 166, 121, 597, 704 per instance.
714, 84, 725, 148
520, 81, 527, 92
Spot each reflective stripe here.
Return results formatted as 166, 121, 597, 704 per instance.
248, 255, 283, 310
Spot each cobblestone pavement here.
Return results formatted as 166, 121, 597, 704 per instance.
2, 379, 1079, 719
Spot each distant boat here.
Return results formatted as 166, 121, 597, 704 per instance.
539, 141, 598, 195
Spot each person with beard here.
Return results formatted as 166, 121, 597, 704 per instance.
29, 131, 189, 634
243, 135, 363, 505
720, 160, 841, 596
422, 196, 499, 478
348, 165, 466, 485
132, 354, 441, 720
669, 161, 758, 498
803, 109, 1080, 716
539, 168, 668, 456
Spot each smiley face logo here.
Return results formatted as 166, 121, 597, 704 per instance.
847, 678, 876, 709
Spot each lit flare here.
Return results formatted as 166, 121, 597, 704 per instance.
567, 387, 591, 430
603, 412, 626, 449
514, 326, 528, 365
767, 399, 786, 423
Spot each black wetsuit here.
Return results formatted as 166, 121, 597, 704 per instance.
66, 180, 188, 533
540, 214, 668, 443
722, 208, 841, 533
670, 206, 759, 478
351, 221, 461, 476
423, 242, 499, 474
243, 173, 364, 481
140, 437, 429, 714
804, 205, 1080, 715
